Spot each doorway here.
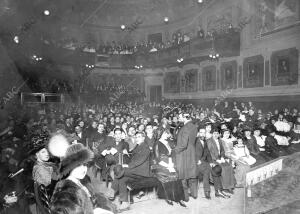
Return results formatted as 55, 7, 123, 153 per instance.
149, 85, 162, 102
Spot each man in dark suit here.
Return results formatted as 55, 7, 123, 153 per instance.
195, 126, 225, 199
173, 113, 198, 201
207, 127, 236, 196
74, 126, 88, 146
111, 131, 152, 211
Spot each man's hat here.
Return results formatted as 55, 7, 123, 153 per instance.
60, 143, 94, 176
242, 125, 252, 132
211, 165, 222, 177
114, 164, 125, 179
266, 125, 276, 134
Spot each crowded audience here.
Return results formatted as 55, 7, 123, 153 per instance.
55, 21, 235, 57
0, 98, 300, 213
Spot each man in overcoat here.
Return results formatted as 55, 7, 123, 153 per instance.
173, 113, 198, 201
111, 131, 153, 211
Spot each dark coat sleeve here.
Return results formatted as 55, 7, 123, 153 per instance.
204, 142, 213, 163
174, 124, 189, 153
50, 180, 94, 214
128, 144, 150, 169
195, 138, 203, 162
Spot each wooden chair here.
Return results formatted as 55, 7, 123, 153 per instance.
126, 177, 159, 203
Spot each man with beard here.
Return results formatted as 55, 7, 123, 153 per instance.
195, 126, 225, 199
173, 113, 198, 201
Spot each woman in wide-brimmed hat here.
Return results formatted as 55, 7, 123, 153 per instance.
50, 143, 116, 214
31, 134, 61, 188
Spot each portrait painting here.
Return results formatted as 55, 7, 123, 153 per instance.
225, 67, 233, 81
277, 58, 289, 75
247, 63, 259, 80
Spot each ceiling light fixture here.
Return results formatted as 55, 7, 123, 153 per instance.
85, 64, 95, 69
164, 17, 169, 23
121, 25, 126, 30
44, 10, 50, 16
208, 41, 219, 61
13, 36, 19, 44
177, 58, 184, 63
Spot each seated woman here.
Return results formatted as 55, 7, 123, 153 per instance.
50, 143, 116, 214
232, 136, 256, 187
153, 129, 186, 207
221, 130, 250, 188
221, 129, 236, 160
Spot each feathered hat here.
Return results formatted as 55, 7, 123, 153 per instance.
28, 133, 49, 155
59, 143, 94, 176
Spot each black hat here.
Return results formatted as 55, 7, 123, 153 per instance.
28, 134, 49, 155
211, 126, 220, 133
253, 125, 262, 132
266, 125, 276, 134
114, 164, 125, 179
242, 126, 252, 132
211, 165, 222, 177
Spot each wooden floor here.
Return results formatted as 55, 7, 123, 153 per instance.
87, 169, 245, 214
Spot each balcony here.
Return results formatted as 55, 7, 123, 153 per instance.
53, 31, 240, 69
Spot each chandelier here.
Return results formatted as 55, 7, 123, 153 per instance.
208, 36, 219, 61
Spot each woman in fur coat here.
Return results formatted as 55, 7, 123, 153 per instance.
50, 143, 116, 214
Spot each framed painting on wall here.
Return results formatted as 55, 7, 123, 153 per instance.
270, 48, 299, 86
221, 60, 237, 90
247, 63, 260, 80
243, 55, 264, 88
277, 58, 290, 76
202, 65, 216, 91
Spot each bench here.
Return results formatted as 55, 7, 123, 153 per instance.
126, 177, 160, 203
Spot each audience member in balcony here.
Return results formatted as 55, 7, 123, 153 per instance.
183, 33, 191, 42
197, 26, 205, 38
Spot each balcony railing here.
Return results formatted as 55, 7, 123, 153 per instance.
52, 31, 240, 68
